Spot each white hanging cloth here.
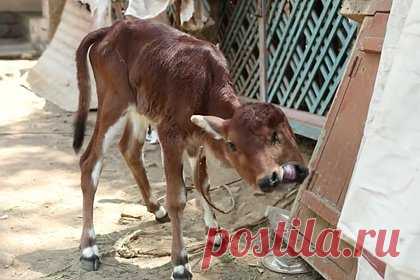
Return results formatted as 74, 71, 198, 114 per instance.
338, 0, 420, 279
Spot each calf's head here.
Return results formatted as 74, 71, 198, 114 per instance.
191, 103, 308, 192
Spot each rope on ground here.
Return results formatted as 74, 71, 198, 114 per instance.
207, 183, 236, 214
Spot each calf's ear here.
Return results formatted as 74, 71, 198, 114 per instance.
190, 115, 229, 140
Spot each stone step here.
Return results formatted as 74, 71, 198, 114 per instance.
0, 22, 25, 38
0, 12, 25, 38
0, 39, 38, 58
0, 12, 20, 24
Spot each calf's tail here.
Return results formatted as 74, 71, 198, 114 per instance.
73, 27, 110, 154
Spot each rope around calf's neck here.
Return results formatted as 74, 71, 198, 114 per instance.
194, 146, 235, 214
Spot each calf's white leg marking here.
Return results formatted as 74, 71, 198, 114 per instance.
103, 114, 128, 154
82, 245, 99, 258
81, 228, 98, 258
128, 106, 166, 217
172, 264, 191, 274
173, 265, 186, 274
91, 113, 128, 189
154, 205, 167, 219
88, 228, 96, 239
200, 181, 222, 246
91, 160, 103, 189
127, 105, 148, 144
187, 154, 221, 246
187, 154, 219, 230
128, 106, 149, 164
172, 251, 192, 278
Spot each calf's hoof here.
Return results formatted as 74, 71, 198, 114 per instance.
171, 265, 193, 280
80, 255, 100, 271
205, 228, 222, 249
213, 233, 223, 249
155, 206, 170, 223
155, 212, 171, 223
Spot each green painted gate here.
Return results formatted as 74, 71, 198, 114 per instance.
218, 0, 357, 139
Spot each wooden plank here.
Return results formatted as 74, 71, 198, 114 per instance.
300, 190, 340, 225
360, 36, 384, 54
257, 0, 268, 102
280, 106, 325, 128
289, 120, 322, 140
290, 7, 390, 279
314, 12, 389, 205
44, 0, 66, 40
292, 206, 357, 280
362, 249, 386, 278
341, 0, 392, 23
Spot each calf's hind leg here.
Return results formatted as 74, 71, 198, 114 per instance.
79, 105, 127, 271
118, 111, 169, 223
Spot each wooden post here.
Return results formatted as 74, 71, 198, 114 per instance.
341, 0, 392, 23
43, 0, 66, 40
257, 0, 268, 102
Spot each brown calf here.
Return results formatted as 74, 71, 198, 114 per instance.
73, 19, 308, 279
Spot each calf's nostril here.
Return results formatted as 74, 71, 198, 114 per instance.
258, 173, 279, 192
258, 177, 272, 192
296, 165, 309, 181
271, 171, 279, 183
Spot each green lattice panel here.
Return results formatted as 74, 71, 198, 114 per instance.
218, 0, 260, 99
218, 0, 357, 117
266, 0, 357, 116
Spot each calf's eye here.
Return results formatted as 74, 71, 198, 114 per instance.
226, 141, 236, 152
271, 132, 281, 145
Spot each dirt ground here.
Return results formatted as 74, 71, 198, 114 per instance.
0, 60, 320, 280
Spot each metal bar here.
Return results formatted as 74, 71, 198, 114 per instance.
257, 0, 268, 102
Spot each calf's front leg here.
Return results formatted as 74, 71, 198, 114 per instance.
186, 147, 221, 246
159, 130, 192, 280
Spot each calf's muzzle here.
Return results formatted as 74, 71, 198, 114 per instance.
257, 163, 309, 192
